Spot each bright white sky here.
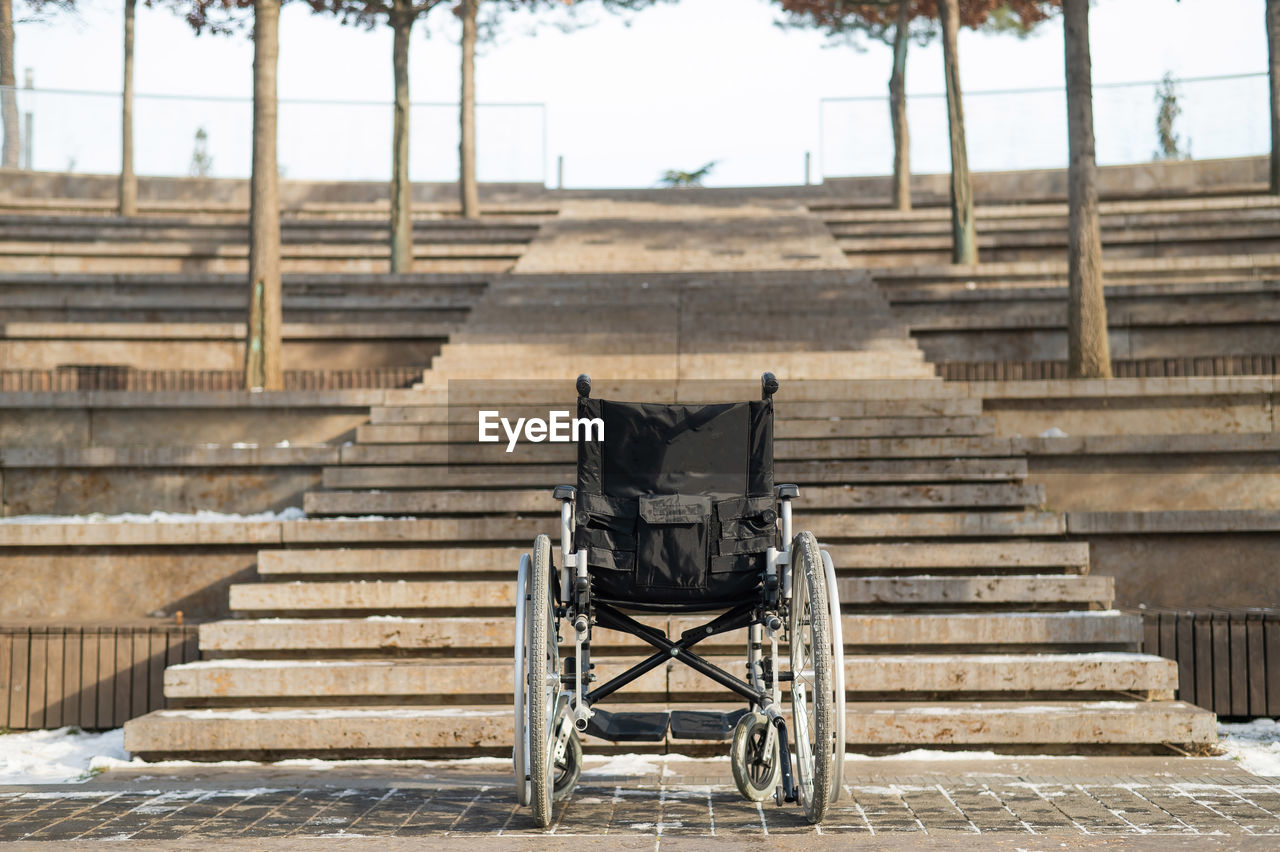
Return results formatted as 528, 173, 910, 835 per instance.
17, 0, 1269, 187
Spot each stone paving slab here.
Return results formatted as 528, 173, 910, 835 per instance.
1, 756, 1278, 843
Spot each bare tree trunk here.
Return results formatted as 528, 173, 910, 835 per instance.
1064, 0, 1111, 379
0, 0, 18, 170
1269, 0, 1280, 194
936, 0, 977, 264
245, 0, 283, 391
390, 1, 414, 273
119, 0, 138, 217
888, 1, 911, 211
459, 0, 480, 218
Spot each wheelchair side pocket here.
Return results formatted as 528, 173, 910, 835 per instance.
636, 494, 711, 591
713, 496, 778, 564
576, 493, 638, 592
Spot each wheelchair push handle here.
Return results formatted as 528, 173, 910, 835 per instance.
576, 374, 592, 398
761, 372, 779, 400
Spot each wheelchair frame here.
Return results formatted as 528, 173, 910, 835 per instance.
513, 373, 845, 826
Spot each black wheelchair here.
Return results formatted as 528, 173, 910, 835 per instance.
513, 373, 845, 826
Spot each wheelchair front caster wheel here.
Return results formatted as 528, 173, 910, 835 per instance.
730, 711, 782, 802
552, 728, 582, 802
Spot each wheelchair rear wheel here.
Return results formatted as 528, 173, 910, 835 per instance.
730, 711, 782, 801
789, 531, 835, 824
524, 534, 559, 827
512, 553, 531, 807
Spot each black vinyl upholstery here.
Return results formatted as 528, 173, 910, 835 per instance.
574, 398, 776, 611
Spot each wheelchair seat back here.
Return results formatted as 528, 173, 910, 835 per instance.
574, 397, 776, 611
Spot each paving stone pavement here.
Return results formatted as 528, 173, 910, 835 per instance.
2, 756, 1280, 848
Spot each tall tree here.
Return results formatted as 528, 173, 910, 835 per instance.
458, 0, 479, 217
776, 2, 933, 211
310, 0, 450, 273
246, 0, 283, 389
1063, 0, 1110, 378
776, 2, 1059, 215
166, 0, 284, 388
1269, 0, 1280, 195
887, 0, 910, 209
454, 0, 669, 215
936, 0, 974, 263
120, 0, 138, 216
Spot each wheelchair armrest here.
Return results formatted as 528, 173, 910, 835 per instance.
553, 485, 577, 502
776, 484, 799, 500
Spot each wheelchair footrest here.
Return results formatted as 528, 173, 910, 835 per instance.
669, 709, 750, 741
583, 708, 670, 742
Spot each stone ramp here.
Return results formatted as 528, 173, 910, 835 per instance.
421, 271, 934, 383
511, 199, 849, 274
124, 198, 1215, 758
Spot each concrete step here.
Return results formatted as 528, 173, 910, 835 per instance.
669, 652, 1176, 697
291, 539, 1081, 571
198, 610, 1141, 655
842, 699, 1215, 747
257, 547, 524, 576
383, 378, 962, 407
368, 397, 986, 424
825, 541, 1089, 573
228, 579, 513, 614
287, 510, 1068, 547
419, 354, 938, 383
0, 245, 523, 276
164, 652, 1176, 701
321, 458, 1029, 489
123, 705, 514, 758
228, 572, 1104, 615
838, 575, 1112, 608
303, 483, 1045, 516
256, 540, 1084, 579
354, 416, 996, 445
122, 698, 1216, 759
164, 656, 668, 701
333, 437, 1017, 466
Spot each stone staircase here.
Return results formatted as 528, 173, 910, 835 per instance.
123, 200, 1215, 758
815, 194, 1280, 267
0, 209, 549, 275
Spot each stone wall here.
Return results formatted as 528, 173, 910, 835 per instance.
0, 171, 547, 206
826, 155, 1268, 204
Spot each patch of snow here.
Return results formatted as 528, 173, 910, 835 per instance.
0, 508, 306, 525
581, 754, 663, 776
851, 784, 936, 795
0, 727, 129, 784
1218, 718, 1280, 777
1039, 426, 1069, 438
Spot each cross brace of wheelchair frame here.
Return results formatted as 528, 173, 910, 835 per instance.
559, 599, 798, 802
